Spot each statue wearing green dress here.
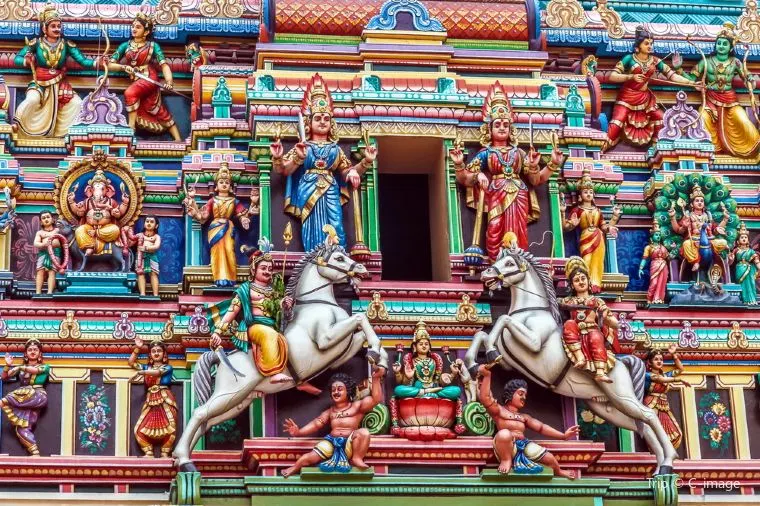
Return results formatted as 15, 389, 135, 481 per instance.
729, 222, 760, 304
393, 321, 461, 401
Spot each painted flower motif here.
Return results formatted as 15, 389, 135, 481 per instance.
580, 410, 595, 423
711, 403, 726, 416
593, 416, 606, 425
709, 428, 722, 443
718, 416, 731, 433
703, 412, 717, 425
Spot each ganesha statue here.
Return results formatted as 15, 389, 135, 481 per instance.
390, 321, 465, 441
54, 151, 144, 272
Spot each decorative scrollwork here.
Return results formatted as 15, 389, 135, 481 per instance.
0, 0, 33, 21
545, 0, 587, 29
360, 403, 390, 435
59, 310, 82, 339
727, 322, 749, 349
188, 306, 210, 335
199, 0, 244, 19
366, 292, 389, 321
678, 321, 699, 349
455, 294, 478, 323
594, 0, 624, 39
462, 402, 495, 436
737, 0, 760, 44
161, 313, 176, 341
658, 91, 710, 141
112, 312, 136, 340
581, 55, 598, 77
155, 0, 182, 25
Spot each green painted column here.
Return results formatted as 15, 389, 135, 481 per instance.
548, 177, 565, 258
251, 138, 273, 240
356, 136, 380, 252
444, 139, 464, 254
182, 363, 205, 451
618, 428, 636, 452
249, 398, 264, 438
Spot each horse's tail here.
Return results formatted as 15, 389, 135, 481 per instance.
192, 350, 220, 406
619, 354, 646, 401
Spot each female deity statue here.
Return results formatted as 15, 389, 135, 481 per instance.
393, 321, 461, 400
672, 23, 760, 158
269, 73, 377, 252
129, 337, 177, 457
644, 345, 690, 449
638, 223, 672, 305
13, 3, 103, 138
183, 162, 258, 287
107, 13, 181, 141
560, 168, 621, 294
559, 257, 619, 383
604, 26, 695, 150
728, 222, 760, 304
668, 184, 729, 274
0, 339, 50, 456
450, 82, 564, 259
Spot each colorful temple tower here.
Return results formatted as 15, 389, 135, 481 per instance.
0, 0, 758, 504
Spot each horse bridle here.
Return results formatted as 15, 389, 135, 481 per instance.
292, 250, 360, 307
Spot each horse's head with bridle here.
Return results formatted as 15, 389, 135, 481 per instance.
313, 244, 368, 289
482, 245, 529, 292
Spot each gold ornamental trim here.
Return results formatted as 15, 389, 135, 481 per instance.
545, 0, 587, 29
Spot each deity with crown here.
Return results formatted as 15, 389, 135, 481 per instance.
13, 3, 104, 138
672, 23, 760, 158
668, 184, 729, 275
450, 82, 564, 260
183, 162, 259, 287
67, 168, 130, 258
106, 12, 182, 141
269, 73, 377, 252
729, 222, 760, 304
560, 167, 621, 294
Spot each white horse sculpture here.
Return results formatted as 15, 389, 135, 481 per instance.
464, 245, 677, 475
173, 242, 389, 472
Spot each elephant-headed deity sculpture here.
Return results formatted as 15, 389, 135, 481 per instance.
53, 150, 144, 272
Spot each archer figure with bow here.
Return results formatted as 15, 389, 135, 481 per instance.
106, 12, 183, 141
12, 3, 106, 138
671, 23, 760, 158
603, 26, 695, 151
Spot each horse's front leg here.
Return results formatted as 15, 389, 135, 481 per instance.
483, 314, 511, 363
504, 317, 542, 353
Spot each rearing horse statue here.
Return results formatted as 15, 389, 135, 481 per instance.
173, 242, 389, 472
464, 244, 677, 475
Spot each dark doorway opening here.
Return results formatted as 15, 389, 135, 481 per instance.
378, 174, 432, 281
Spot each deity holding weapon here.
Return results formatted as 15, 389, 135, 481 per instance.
13, 3, 105, 138
671, 23, 760, 158
560, 256, 620, 384
106, 13, 182, 141
129, 337, 177, 457
269, 73, 377, 252
560, 168, 621, 294
668, 184, 729, 276
604, 26, 697, 150
450, 82, 564, 260
66, 167, 130, 265
183, 162, 259, 287
0, 339, 50, 456
207, 237, 297, 387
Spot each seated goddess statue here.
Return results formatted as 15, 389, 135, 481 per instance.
393, 321, 461, 400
